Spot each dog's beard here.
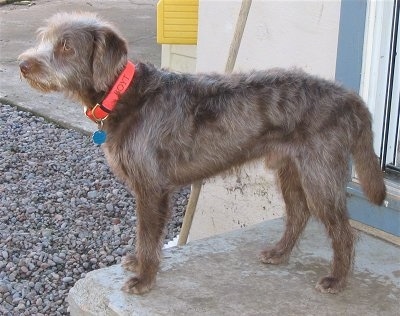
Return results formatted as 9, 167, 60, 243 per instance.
21, 72, 61, 93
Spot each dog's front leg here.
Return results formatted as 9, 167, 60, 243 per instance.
122, 189, 171, 294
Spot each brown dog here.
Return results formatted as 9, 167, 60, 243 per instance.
18, 12, 386, 294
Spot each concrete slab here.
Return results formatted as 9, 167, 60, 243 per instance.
68, 218, 400, 316
0, 0, 161, 134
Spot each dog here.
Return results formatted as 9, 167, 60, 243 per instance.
18, 12, 386, 295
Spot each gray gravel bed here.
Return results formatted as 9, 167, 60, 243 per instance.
0, 103, 189, 315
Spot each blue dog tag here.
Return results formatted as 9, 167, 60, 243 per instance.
92, 130, 107, 145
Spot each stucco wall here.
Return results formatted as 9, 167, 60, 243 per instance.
161, 44, 197, 72
196, 0, 341, 75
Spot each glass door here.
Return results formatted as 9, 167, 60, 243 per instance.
348, 0, 400, 237
381, 0, 400, 179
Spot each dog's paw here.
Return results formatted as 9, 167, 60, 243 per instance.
315, 276, 344, 294
121, 254, 138, 272
121, 276, 155, 295
259, 248, 289, 265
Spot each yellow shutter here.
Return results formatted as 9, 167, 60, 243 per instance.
157, 0, 199, 44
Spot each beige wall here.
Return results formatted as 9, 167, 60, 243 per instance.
196, 0, 341, 76
161, 44, 196, 72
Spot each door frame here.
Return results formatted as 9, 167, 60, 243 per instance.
336, 0, 400, 237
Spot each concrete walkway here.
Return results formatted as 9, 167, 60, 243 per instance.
68, 218, 400, 315
1, 1, 399, 315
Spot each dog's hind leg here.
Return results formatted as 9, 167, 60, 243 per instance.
122, 187, 171, 294
297, 157, 355, 294
260, 159, 310, 264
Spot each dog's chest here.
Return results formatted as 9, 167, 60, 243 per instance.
102, 144, 132, 183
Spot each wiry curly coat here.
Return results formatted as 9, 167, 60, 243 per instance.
18, 12, 386, 295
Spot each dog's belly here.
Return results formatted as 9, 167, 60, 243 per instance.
167, 143, 287, 186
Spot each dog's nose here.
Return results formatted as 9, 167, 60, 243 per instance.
19, 60, 31, 75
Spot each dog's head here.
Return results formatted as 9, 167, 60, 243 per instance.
18, 12, 128, 95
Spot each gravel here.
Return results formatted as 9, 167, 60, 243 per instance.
0, 103, 189, 315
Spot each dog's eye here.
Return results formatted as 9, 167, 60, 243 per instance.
55, 39, 74, 56
62, 40, 72, 52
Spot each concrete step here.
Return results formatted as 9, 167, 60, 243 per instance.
68, 218, 399, 315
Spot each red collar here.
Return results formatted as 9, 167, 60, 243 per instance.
85, 61, 136, 123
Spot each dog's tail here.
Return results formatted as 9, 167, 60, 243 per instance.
350, 96, 386, 205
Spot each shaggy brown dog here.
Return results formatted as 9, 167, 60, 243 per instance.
18, 12, 386, 295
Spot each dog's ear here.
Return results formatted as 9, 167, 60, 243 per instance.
92, 26, 128, 92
